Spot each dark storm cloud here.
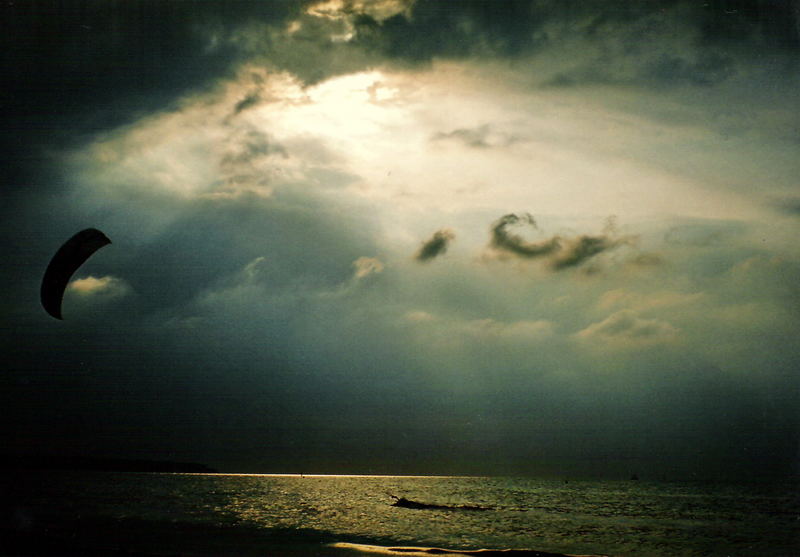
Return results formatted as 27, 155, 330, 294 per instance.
490, 213, 561, 258
233, 92, 262, 115
542, 52, 737, 89
2, 2, 293, 139
2, 1, 799, 480
0, 1, 305, 120
351, 0, 798, 87
4, 0, 797, 193
352, 0, 545, 61
489, 213, 633, 270
4, 0, 795, 211
415, 229, 455, 262
551, 234, 632, 270
0, 0, 309, 236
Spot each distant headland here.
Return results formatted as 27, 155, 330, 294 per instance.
0, 454, 217, 473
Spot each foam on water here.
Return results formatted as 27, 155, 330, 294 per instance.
330, 541, 607, 556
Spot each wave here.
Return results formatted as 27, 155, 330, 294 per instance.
330, 542, 608, 556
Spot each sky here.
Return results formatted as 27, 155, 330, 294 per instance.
1, 0, 799, 480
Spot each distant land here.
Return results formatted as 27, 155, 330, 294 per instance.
0, 454, 217, 473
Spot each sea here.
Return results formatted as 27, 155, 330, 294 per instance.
1, 471, 798, 556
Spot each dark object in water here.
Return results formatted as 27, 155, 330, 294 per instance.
390, 495, 491, 511
41, 228, 111, 319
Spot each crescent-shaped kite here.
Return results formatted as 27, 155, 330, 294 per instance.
41, 228, 111, 319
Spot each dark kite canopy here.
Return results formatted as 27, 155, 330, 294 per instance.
41, 228, 111, 319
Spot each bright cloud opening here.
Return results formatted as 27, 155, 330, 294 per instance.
67, 275, 131, 298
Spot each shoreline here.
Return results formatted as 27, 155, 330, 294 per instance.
0, 515, 604, 557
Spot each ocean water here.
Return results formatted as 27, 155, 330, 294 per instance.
1, 471, 798, 556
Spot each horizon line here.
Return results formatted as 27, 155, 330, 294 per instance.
182, 472, 489, 479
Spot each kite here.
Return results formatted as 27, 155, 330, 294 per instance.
41, 228, 111, 319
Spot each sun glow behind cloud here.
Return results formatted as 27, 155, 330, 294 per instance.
64, 276, 131, 317
61, 8, 800, 374
3, 0, 799, 480
72, 60, 769, 254
68, 275, 129, 297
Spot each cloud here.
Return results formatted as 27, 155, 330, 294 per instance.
403, 311, 555, 347
404, 310, 435, 322
63, 276, 132, 318
415, 229, 455, 262
213, 127, 288, 199
67, 275, 131, 299
306, 0, 415, 22
3, 0, 799, 481
489, 213, 561, 259
542, 40, 737, 90
241, 256, 269, 283
663, 221, 744, 247
351, 0, 798, 88
431, 124, 521, 149
68, 69, 318, 203
351, 0, 548, 61
230, 8, 382, 85
1, 1, 303, 174
489, 213, 632, 270
233, 92, 262, 115
353, 256, 385, 279
551, 234, 632, 270
597, 289, 704, 313
576, 310, 680, 344
624, 253, 664, 268
461, 318, 554, 341
774, 197, 800, 216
